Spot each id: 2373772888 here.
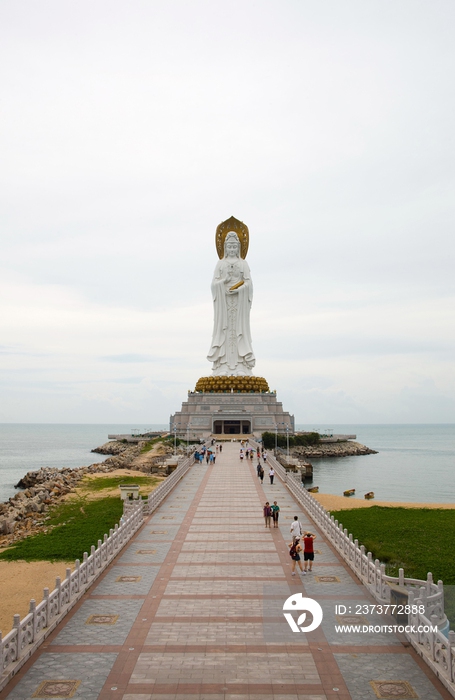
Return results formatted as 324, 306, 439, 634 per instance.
335, 604, 425, 615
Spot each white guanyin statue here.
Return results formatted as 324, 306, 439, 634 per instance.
207, 218, 256, 376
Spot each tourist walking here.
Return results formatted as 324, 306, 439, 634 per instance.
303, 531, 317, 573
290, 516, 303, 543
263, 501, 272, 528
269, 467, 275, 485
256, 462, 262, 478
263, 451, 268, 463
220, 444, 223, 452
288, 538, 304, 575
259, 465, 264, 484
271, 501, 280, 528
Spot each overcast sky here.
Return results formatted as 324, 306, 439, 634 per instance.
1, 0, 454, 425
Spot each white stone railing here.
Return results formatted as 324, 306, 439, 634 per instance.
267, 451, 455, 697
0, 503, 144, 692
122, 452, 196, 518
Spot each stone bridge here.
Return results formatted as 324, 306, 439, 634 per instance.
0, 442, 453, 700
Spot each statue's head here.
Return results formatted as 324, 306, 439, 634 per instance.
224, 231, 240, 258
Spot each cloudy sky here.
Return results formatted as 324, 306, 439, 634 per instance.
1, 0, 454, 425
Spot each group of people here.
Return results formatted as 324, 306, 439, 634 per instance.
256, 462, 275, 484
262, 500, 280, 528
262, 508, 317, 575
194, 442, 222, 465
289, 515, 317, 575
239, 446, 254, 462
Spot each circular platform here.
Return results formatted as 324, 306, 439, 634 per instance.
194, 376, 270, 393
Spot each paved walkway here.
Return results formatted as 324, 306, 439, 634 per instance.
1, 443, 452, 700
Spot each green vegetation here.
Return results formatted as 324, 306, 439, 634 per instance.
330, 506, 455, 629
140, 436, 165, 453
141, 435, 183, 453
80, 475, 160, 492
0, 497, 123, 562
330, 506, 455, 584
261, 431, 320, 450
0, 473, 162, 562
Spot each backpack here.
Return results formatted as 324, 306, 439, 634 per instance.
289, 542, 297, 558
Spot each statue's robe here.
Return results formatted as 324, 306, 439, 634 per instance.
207, 256, 255, 375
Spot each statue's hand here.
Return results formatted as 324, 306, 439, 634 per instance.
229, 280, 244, 292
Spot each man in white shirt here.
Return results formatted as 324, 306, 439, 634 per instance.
290, 516, 303, 543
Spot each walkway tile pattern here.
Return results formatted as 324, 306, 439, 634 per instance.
1, 444, 452, 700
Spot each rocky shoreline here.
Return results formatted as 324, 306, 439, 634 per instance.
1, 437, 375, 549
0, 439, 176, 549
291, 441, 377, 458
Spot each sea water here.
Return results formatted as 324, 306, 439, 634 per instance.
294, 424, 455, 504
0, 424, 166, 504
0, 423, 454, 505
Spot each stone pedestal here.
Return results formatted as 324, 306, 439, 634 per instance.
170, 391, 294, 439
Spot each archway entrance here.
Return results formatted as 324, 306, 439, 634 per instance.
213, 420, 251, 435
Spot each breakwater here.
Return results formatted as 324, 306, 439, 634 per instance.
293, 440, 377, 458
0, 439, 175, 549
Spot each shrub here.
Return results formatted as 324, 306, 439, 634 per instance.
261, 431, 320, 449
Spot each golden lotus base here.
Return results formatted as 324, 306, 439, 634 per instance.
194, 376, 270, 393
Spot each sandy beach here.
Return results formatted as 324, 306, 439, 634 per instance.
313, 492, 455, 511
0, 560, 71, 633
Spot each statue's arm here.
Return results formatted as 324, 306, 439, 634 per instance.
211, 262, 224, 301
242, 261, 253, 302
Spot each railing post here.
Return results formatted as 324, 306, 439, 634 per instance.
56, 577, 62, 614
449, 631, 455, 683
13, 615, 20, 660
431, 615, 438, 658
29, 599, 36, 641
75, 559, 80, 592
43, 587, 49, 627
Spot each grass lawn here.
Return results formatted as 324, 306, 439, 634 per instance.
0, 474, 162, 563
330, 506, 455, 630
330, 506, 455, 583
79, 474, 160, 492
0, 497, 123, 562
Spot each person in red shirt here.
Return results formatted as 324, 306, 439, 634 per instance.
303, 531, 317, 574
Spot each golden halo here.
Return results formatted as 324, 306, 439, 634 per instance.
215, 216, 249, 259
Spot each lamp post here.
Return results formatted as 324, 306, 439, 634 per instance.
286, 425, 290, 459
187, 424, 190, 455
275, 425, 278, 453
173, 423, 177, 456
